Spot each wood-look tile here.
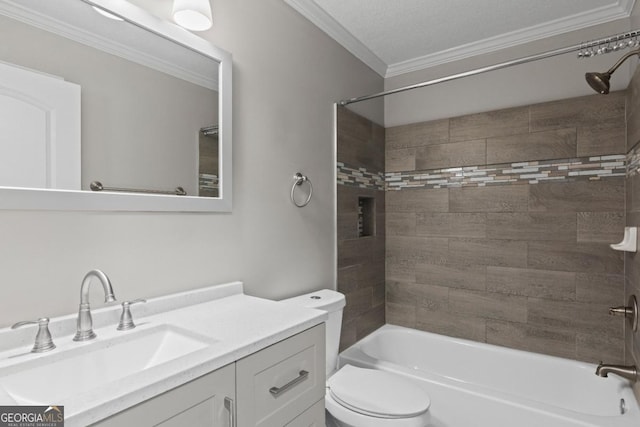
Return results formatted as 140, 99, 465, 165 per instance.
386, 119, 449, 150
487, 212, 576, 241
372, 281, 385, 307
575, 273, 624, 306
337, 266, 359, 294
358, 259, 385, 289
450, 185, 529, 213
576, 333, 624, 364
529, 178, 624, 213
338, 236, 384, 269
530, 91, 625, 132
628, 69, 640, 152
386, 236, 448, 281
629, 174, 640, 213
486, 128, 576, 164
343, 287, 373, 323
449, 106, 529, 142
449, 289, 527, 322
415, 306, 486, 342
387, 281, 451, 311
337, 185, 360, 214
527, 297, 623, 335
415, 140, 486, 170
486, 266, 575, 300
387, 212, 417, 236
416, 263, 486, 291
386, 280, 420, 305
416, 212, 486, 238
449, 238, 528, 268
528, 241, 623, 273
356, 304, 385, 341
386, 147, 416, 172
339, 318, 357, 351
577, 212, 625, 243
386, 187, 449, 213
386, 302, 416, 328
337, 213, 358, 240
337, 107, 384, 171
486, 320, 576, 359
577, 118, 626, 157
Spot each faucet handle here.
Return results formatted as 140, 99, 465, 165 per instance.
609, 295, 638, 332
11, 318, 56, 353
117, 299, 147, 331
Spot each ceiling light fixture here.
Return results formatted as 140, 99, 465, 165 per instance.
172, 0, 212, 31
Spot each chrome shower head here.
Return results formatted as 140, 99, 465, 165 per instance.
586, 49, 640, 94
585, 72, 611, 94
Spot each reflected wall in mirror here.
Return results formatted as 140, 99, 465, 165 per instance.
0, 0, 232, 211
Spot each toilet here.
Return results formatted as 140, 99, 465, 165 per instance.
281, 290, 431, 427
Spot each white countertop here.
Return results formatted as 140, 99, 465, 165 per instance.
0, 282, 327, 426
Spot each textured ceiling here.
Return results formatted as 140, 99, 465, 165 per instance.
287, 0, 635, 76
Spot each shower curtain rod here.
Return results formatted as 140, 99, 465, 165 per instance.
338, 28, 640, 106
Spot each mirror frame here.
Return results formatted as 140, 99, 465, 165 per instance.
0, 0, 232, 212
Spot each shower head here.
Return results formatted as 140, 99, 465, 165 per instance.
586, 49, 640, 94
585, 72, 611, 94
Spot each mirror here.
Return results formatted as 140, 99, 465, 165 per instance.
0, 0, 232, 211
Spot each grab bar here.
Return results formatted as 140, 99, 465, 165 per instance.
90, 181, 187, 196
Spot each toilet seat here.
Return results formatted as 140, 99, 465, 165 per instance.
327, 365, 431, 419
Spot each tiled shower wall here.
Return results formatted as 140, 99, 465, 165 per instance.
385, 93, 627, 362
336, 106, 386, 350
626, 66, 640, 380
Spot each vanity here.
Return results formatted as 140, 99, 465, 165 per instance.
0, 281, 327, 426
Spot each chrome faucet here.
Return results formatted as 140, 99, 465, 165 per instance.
596, 362, 639, 382
73, 269, 116, 341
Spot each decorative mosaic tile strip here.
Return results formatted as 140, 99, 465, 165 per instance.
628, 144, 640, 177
385, 155, 626, 190
199, 173, 219, 190
337, 162, 385, 190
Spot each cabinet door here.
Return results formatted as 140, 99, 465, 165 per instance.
284, 400, 325, 427
236, 324, 325, 427
93, 363, 235, 427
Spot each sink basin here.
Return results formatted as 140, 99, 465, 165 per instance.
0, 324, 215, 405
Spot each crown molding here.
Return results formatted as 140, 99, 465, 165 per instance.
284, 0, 387, 76
386, 0, 636, 77
284, 0, 636, 79
0, 1, 218, 89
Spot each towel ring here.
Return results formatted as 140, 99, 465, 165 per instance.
291, 172, 313, 207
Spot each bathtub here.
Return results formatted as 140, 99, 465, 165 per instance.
338, 324, 640, 427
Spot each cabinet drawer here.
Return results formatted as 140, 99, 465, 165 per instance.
236, 323, 325, 427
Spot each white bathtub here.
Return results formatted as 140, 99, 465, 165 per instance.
338, 324, 640, 427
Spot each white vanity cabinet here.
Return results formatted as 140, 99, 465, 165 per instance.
236, 323, 325, 426
92, 363, 236, 426
92, 324, 325, 427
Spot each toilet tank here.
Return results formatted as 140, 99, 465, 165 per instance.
280, 289, 346, 376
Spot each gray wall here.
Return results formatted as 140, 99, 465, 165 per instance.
383, 19, 634, 128
386, 93, 627, 363
0, 0, 383, 327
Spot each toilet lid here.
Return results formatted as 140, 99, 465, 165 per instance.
327, 365, 430, 419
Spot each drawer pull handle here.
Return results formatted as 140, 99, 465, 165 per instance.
224, 397, 235, 427
269, 370, 309, 396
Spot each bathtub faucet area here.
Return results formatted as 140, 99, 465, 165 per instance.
596, 362, 639, 382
